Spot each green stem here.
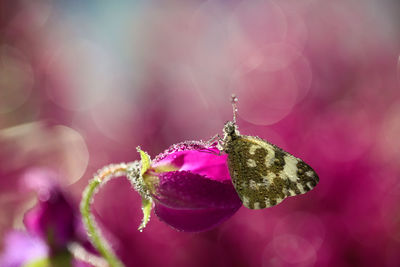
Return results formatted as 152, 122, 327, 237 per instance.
80, 163, 131, 267
68, 242, 108, 267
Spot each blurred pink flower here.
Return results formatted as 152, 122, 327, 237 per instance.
0, 169, 95, 267
0, 231, 48, 267
23, 169, 93, 254
142, 141, 242, 232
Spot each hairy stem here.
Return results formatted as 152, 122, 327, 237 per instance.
80, 163, 131, 267
68, 242, 108, 267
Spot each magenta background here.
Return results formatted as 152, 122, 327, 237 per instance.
1, 0, 400, 266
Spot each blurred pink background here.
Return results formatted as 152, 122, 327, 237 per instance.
1, 0, 400, 266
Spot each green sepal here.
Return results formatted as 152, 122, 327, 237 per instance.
138, 197, 153, 232
137, 146, 151, 176
136, 147, 153, 231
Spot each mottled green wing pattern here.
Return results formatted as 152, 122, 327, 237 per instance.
227, 135, 319, 209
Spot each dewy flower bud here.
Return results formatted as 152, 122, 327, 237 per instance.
137, 141, 242, 232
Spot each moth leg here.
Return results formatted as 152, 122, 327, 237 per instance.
204, 134, 223, 155
206, 134, 223, 145
199, 148, 221, 155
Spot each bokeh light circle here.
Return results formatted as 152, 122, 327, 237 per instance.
310, 104, 373, 162
45, 39, 114, 111
0, 45, 34, 114
233, 0, 287, 46
377, 102, 400, 164
232, 67, 299, 125
274, 212, 326, 251
263, 234, 317, 266
51, 125, 89, 185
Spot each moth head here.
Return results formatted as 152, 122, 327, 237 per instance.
220, 121, 240, 152
223, 121, 239, 137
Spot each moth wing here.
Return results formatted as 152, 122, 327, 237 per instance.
228, 135, 319, 209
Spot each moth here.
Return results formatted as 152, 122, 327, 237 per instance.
218, 96, 319, 209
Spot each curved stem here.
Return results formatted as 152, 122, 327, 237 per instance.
68, 242, 108, 267
80, 163, 130, 267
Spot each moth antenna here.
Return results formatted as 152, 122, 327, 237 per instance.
231, 94, 238, 124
